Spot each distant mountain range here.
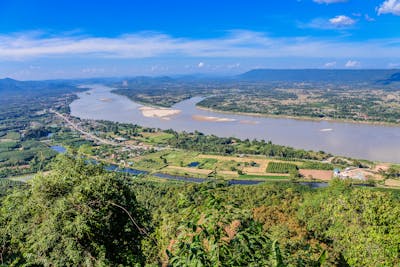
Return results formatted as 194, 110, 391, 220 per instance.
120, 69, 400, 84
378, 72, 400, 85
0, 78, 77, 96
0, 78, 26, 91
237, 69, 400, 83
2, 69, 400, 88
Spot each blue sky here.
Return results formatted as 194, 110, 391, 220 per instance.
0, 0, 400, 79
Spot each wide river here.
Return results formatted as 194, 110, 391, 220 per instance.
70, 85, 400, 163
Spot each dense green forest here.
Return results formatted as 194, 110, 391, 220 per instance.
1, 154, 399, 266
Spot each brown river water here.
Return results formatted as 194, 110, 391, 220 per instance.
70, 85, 400, 163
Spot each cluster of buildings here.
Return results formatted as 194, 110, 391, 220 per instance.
333, 167, 367, 181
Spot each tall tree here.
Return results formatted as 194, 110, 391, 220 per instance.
0, 154, 147, 266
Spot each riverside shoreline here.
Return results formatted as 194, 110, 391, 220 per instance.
196, 105, 400, 127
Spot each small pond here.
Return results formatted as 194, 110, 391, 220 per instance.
50, 145, 67, 153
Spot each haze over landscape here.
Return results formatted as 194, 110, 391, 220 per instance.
1, 1, 400, 266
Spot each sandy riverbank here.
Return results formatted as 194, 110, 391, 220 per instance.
192, 115, 236, 122
320, 128, 333, 132
239, 120, 259, 125
139, 106, 181, 119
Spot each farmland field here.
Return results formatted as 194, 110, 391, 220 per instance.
266, 162, 298, 173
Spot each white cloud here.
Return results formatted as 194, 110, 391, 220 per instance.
0, 30, 400, 61
324, 61, 337, 68
388, 62, 400, 68
314, 0, 347, 4
329, 15, 356, 26
301, 16, 356, 29
345, 60, 361, 68
198, 62, 204, 68
378, 0, 400, 15
365, 14, 376, 21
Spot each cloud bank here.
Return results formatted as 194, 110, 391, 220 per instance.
0, 30, 400, 61
378, 0, 400, 15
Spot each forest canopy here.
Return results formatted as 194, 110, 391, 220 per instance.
1, 154, 399, 266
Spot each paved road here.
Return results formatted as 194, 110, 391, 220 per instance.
51, 110, 157, 150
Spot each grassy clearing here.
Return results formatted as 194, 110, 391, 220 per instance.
7, 173, 35, 182
0, 141, 19, 152
133, 150, 199, 170
142, 132, 174, 144
156, 168, 208, 179
390, 164, 400, 171
4, 132, 21, 140
198, 158, 218, 169
165, 166, 212, 175
133, 151, 166, 170
162, 150, 199, 166
133, 158, 166, 171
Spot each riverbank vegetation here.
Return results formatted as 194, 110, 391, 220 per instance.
112, 72, 400, 124
69, 119, 400, 186
197, 88, 400, 124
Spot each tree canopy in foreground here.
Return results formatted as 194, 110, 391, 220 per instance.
0, 155, 147, 266
1, 155, 399, 266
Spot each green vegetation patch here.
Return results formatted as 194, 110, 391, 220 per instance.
162, 150, 199, 166
0, 141, 19, 152
301, 161, 334, 170
0, 141, 56, 168
134, 157, 166, 170
239, 174, 289, 180
266, 162, 298, 173
145, 132, 174, 144
52, 131, 93, 148
4, 131, 20, 140
1, 153, 400, 266
198, 158, 218, 169
0, 178, 24, 197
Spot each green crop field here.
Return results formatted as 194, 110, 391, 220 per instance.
266, 162, 298, 173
